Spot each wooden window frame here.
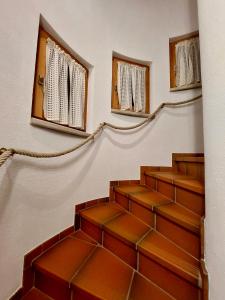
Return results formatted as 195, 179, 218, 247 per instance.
169, 31, 201, 92
31, 25, 89, 137
111, 56, 150, 118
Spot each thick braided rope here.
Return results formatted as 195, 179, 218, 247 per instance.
0, 94, 202, 167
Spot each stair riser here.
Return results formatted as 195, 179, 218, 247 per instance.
72, 288, 101, 300
114, 191, 155, 226
145, 175, 204, 216
156, 215, 200, 259
113, 190, 201, 258
35, 270, 71, 300
80, 216, 199, 292
139, 253, 200, 300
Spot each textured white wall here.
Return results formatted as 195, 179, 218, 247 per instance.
0, 0, 202, 298
198, 1, 225, 299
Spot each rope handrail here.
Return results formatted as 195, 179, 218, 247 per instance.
0, 94, 202, 167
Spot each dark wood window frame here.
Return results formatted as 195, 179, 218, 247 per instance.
111, 56, 150, 118
31, 25, 90, 137
169, 31, 201, 92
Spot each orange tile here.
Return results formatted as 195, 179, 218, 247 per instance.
130, 201, 155, 226
174, 178, 204, 195
72, 247, 133, 300
176, 187, 204, 215
103, 232, 137, 268
70, 230, 97, 245
145, 176, 156, 189
128, 272, 174, 300
129, 191, 171, 210
34, 237, 96, 283
156, 215, 200, 259
104, 213, 149, 247
35, 270, 70, 300
157, 180, 174, 199
80, 218, 102, 243
139, 254, 199, 300
114, 185, 149, 196
115, 192, 129, 210
156, 203, 201, 234
138, 231, 200, 285
80, 203, 124, 226
22, 288, 52, 300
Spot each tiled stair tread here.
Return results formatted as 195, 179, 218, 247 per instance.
129, 272, 175, 300
72, 247, 133, 300
145, 171, 205, 194
33, 237, 96, 282
145, 171, 192, 184
114, 184, 150, 196
129, 191, 172, 210
104, 212, 150, 247
156, 203, 201, 234
138, 231, 200, 285
22, 288, 53, 300
174, 178, 204, 194
70, 229, 98, 244
80, 202, 124, 226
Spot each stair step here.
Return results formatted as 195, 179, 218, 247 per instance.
129, 273, 175, 300
70, 229, 98, 245
156, 203, 201, 234
80, 202, 124, 227
114, 184, 149, 196
71, 247, 133, 300
175, 178, 204, 194
138, 231, 200, 286
104, 213, 150, 247
33, 237, 97, 299
22, 288, 53, 300
145, 171, 204, 195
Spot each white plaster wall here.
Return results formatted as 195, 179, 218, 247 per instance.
198, 1, 225, 299
0, 0, 203, 298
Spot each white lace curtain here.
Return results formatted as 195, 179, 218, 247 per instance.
44, 38, 86, 129
117, 62, 146, 112
175, 37, 201, 87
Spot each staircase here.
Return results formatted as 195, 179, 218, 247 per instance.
18, 153, 207, 300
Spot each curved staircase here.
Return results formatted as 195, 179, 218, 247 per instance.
17, 153, 207, 300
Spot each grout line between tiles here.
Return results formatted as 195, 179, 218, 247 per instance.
126, 269, 135, 300
69, 246, 98, 286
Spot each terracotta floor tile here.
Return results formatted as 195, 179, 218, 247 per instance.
129, 191, 171, 210
129, 272, 174, 300
174, 178, 205, 194
80, 203, 124, 226
138, 231, 200, 285
70, 230, 98, 245
72, 247, 133, 300
104, 213, 150, 247
34, 237, 96, 283
145, 172, 190, 184
22, 288, 53, 300
156, 203, 201, 234
114, 185, 149, 196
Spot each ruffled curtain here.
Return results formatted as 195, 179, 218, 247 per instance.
44, 38, 86, 129
69, 61, 86, 128
175, 37, 201, 87
117, 62, 146, 112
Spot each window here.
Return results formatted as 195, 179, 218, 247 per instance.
31, 25, 89, 136
169, 31, 201, 92
111, 56, 150, 117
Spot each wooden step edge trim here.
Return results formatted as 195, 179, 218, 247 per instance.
155, 209, 201, 236
174, 180, 205, 195
138, 250, 200, 288
200, 259, 208, 300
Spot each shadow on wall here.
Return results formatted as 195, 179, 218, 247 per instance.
0, 135, 103, 215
